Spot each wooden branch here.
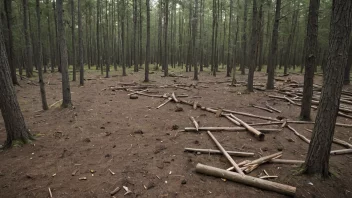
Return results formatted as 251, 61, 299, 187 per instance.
225, 115, 241, 126
247, 152, 283, 166
230, 115, 265, 141
193, 101, 198, 110
249, 122, 283, 126
184, 127, 280, 133
287, 125, 310, 144
330, 149, 352, 155
196, 163, 296, 197
338, 111, 352, 119
207, 131, 244, 175
252, 105, 273, 113
269, 159, 304, 165
156, 98, 173, 109
268, 95, 299, 106
265, 102, 281, 113
127, 89, 148, 96
171, 92, 179, 103
135, 92, 164, 98
48, 187, 53, 198
49, 99, 63, 108
260, 176, 278, 179
184, 148, 255, 157
110, 186, 121, 196
223, 109, 278, 121
189, 116, 199, 131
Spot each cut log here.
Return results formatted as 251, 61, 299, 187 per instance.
252, 105, 273, 113
225, 115, 241, 126
171, 92, 179, 103
184, 127, 280, 133
287, 125, 310, 144
246, 152, 283, 166
230, 115, 265, 141
184, 148, 255, 157
135, 92, 164, 98
207, 131, 244, 175
269, 159, 304, 165
156, 98, 173, 109
110, 186, 121, 196
223, 109, 278, 121
249, 122, 283, 126
330, 149, 352, 155
265, 102, 281, 113
196, 163, 296, 197
189, 116, 199, 131
260, 176, 278, 179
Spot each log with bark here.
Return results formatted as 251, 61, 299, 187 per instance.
195, 163, 296, 196
207, 131, 244, 175
230, 115, 265, 141
184, 148, 255, 157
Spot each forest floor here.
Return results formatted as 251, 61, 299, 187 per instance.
0, 67, 352, 198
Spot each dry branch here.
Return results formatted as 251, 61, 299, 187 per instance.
184, 127, 281, 133
230, 115, 265, 141
171, 92, 179, 102
249, 122, 283, 126
225, 115, 241, 126
189, 116, 199, 131
252, 105, 273, 113
287, 125, 310, 144
265, 102, 281, 113
223, 109, 278, 121
269, 159, 304, 165
330, 149, 352, 155
196, 163, 296, 196
207, 131, 244, 175
305, 129, 352, 148
184, 148, 255, 157
156, 98, 173, 109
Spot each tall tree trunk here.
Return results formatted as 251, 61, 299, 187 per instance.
78, 0, 84, 86
121, 0, 126, 76
241, 0, 248, 75
266, 0, 281, 90
46, 0, 55, 73
71, 0, 76, 81
4, 0, 18, 85
257, 2, 264, 72
139, 0, 143, 69
300, 0, 320, 121
145, 0, 150, 82
247, 0, 258, 92
96, 0, 100, 71
193, 0, 199, 80
343, 41, 352, 85
226, 0, 233, 77
36, 0, 49, 110
133, 0, 138, 72
163, 0, 169, 76
22, 0, 33, 77
57, 0, 72, 108
303, 0, 352, 177
0, 21, 32, 148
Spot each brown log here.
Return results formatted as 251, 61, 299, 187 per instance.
287, 125, 310, 144
184, 148, 255, 157
269, 159, 304, 165
195, 163, 296, 197
230, 115, 265, 141
156, 98, 172, 109
223, 109, 278, 121
171, 92, 179, 102
225, 114, 241, 126
249, 122, 283, 126
252, 105, 273, 113
207, 131, 244, 175
189, 116, 199, 131
265, 102, 281, 113
330, 149, 352, 155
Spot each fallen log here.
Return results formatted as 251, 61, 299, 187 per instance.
252, 105, 273, 113
189, 116, 199, 131
269, 159, 304, 165
230, 114, 265, 141
223, 109, 278, 121
249, 122, 283, 126
287, 125, 310, 144
246, 152, 283, 166
265, 102, 281, 113
207, 131, 244, 175
330, 149, 352, 155
171, 92, 179, 103
268, 95, 300, 106
196, 163, 296, 197
225, 115, 241, 126
156, 98, 173, 109
184, 148, 255, 157
184, 127, 281, 133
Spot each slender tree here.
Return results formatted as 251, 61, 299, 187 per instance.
145, 0, 150, 82
193, 0, 199, 80
0, 21, 32, 148
302, 0, 352, 177
266, 0, 281, 90
163, 0, 169, 76
247, 0, 258, 92
78, 0, 84, 86
36, 0, 49, 110
22, 0, 33, 77
300, 0, 320, 121
57, 0, 72, 108
241, 0, 248, 75
71, 0, 76, 81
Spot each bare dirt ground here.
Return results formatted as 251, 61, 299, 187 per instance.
0, 67, 351, 198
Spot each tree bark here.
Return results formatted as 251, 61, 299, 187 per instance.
344, 40, 352, 85
193, 0, 199, 80
302, 0, 352, 177
145, 0, 150, 82
57, 0, 72, 108
247, 0, 258, 92
71, 0, 76, 81
300, 0, 320, 121
266, 0, 281, 90
22, 0, 33, 77
163, 0, 169, 76
78, 0, 84, 86
241, 0, 248, 75
0, 22, 32, 147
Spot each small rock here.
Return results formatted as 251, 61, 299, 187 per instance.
181, 179, 187, 185
113, 145, 116, 148
172, 125, 179, 130
134, 130, 144, 134
83, 138, 91, 143
175, 106, 184, 112
286, 138, 295, 142
277, 146, 284, 151
130, 94, 139, 99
